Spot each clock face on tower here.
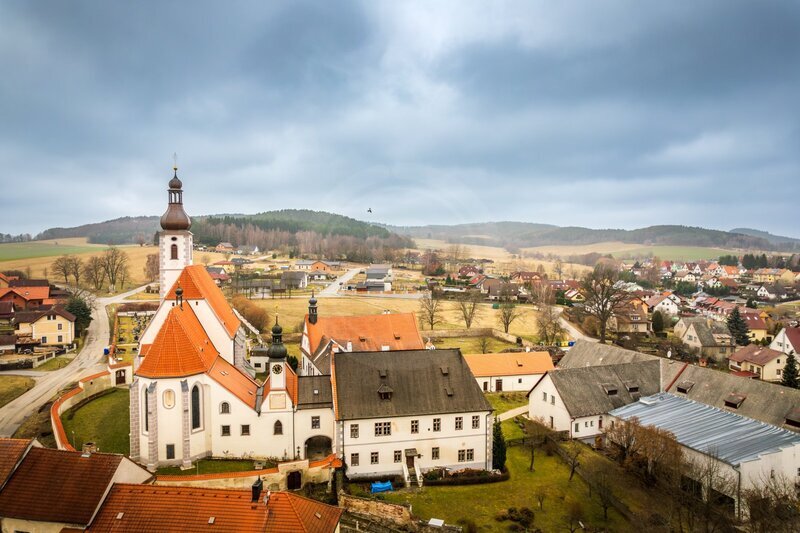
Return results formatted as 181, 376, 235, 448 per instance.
272, 364, 283, 375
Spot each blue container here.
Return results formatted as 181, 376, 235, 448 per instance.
103, 347, 110, 355
370, 481, 393, 493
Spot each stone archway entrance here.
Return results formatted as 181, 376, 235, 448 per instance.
304, 435, 332, 461
287, 470, 302, 491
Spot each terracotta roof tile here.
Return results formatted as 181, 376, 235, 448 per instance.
0, 447, 122, 525
86, 484, 341, 533
730, 345, 783, 366
0, 438, 31, 489
305, 312, 424, 354
0, 286, 51, 301
136, 304, 219, 378
165, 265, 240, 338
464, 352, 554, 377
208, 356, 259, 409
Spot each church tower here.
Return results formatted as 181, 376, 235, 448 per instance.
267, 317, 288, 390
158, 166, 193, 299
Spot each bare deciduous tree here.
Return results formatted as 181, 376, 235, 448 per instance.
457, 292, 482, 329
419, 293, 443, 330
497, 285, 522, 334
67, 256, 83, 286
478, 336, 490, 354
581, 264, 627, 343
564, 443, 583, 481
585, 458, 616, 520
101, 247, 129, 291
144, 253, 159, 282
83, 256, 106, 290
553, 259, 564, 280
52, 255, 71, 284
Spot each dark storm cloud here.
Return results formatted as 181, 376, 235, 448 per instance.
1, 1, 798, 237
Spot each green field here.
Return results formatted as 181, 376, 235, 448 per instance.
610, 245, 738, 262
0, 376, 35, 408
0, 240, 106, 261
61, 387, 130, 454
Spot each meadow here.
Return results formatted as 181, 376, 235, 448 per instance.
523, 241, 747, 262
0, 238, 107, 261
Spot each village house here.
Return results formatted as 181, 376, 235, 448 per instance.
645, 292, 681, 317
675, 317, 735, 360
752, 268, 795, 284
296, 259, 341, 272
771, 327, 800, 356
482, 279, 520, 300
0, 280, 66, 311
333, 349, 494, 482
0, 438, 151, 533
280, 270, 308, 290
728, 344, 785, 381
14, 306, 76, 348
527, 359, 661, 440
215, 242, 235, 253
609, 394, 800, 519
458, 265, 481, 278
610, 298, 652, 335
464, 351, 554, 392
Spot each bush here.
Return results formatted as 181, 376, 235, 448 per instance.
424, 468, 509, 486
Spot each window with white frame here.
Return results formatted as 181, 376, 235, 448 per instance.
455, 417, 463, 430
371, 452, 379, 464
432, 447, 440, 460
472, 415, 480, 429
311, 416, 320, 429
374, 422, 391, 436
351, 453, 359, 466
350, 424, 359, 438
411, 419, 419, 433
433, 418, 441, 431
394, 450, 401, 463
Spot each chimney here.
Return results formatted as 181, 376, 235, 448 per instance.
251, 477, 263, 503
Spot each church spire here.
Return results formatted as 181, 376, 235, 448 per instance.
160, 164, 191, 231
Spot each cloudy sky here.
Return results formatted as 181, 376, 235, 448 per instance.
2, 1, 799, 236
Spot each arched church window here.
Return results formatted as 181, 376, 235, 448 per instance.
163, 389, 175, 409
171, 244, 178, 260
220, 402, 230, 414
143, 388, 149, 433
191, 385, 201, 430
274, 420, 283, 435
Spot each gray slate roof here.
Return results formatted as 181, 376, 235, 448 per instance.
558, 341, 656, 369
297, 375, 333, 410
610, 393, 800, 466
333, 349, 492, 420
547, 360, 661, 418
686, 319, 732, 347
666, 364, 800, 430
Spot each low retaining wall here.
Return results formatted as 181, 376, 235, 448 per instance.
339, 492, 414, 526
423, 328, 535, 348
50, 370, 113, 451
155, 455, 342, 490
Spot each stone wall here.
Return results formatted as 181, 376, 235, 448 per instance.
50, 371, 114, 451
338, 493, 413, 526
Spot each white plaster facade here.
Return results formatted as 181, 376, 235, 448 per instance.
528, 374, 607, 441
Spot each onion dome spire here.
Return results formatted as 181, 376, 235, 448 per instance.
160, 162, 192, 231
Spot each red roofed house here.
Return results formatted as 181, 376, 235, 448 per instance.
728, 345, 786, 382
0, 438, 150, 532
771, 327, 800, 357
464, 352, 554, 392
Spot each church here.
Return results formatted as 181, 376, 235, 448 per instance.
129, 168, 494, 482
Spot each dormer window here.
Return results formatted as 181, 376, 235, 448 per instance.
377, 384, 393, 400
440, 366, 449, 376
724, 393, 746, 409
676, 381, 695, 394
602, 383, 618, 396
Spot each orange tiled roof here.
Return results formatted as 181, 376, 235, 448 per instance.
464, 352, 554, 377
305, 312, 424, 354
0, 438, 31, 489
0, 286, 51, 301
0, 447, 122, 526
165, 265, 240, 338
208, 356, 259, 409
136, 304, 219, 378
86, 484, 342, 533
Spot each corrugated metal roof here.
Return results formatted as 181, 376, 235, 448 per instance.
610, 393, 800, 466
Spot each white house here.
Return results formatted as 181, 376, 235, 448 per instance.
332, 349, 494, 483
527, 360, 661, 441
610, 393, 800, 519
464, 352, 554, 393
771, 327, 800, 356
645, 292, 681, 317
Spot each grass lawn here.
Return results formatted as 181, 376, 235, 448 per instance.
61, 388, 129, 454
501, 418, 526, 440
0, 238, 106, 261
0, 375, 35, 408
382, 445, 630, 532
156, 459, 264, 477
252, 295, 542, 338
486, 392, 528, 415
431, 336, 515, 354
35, 355, 75, 371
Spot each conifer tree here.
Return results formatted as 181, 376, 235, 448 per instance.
492, 419, 507, 471
727, 307, 750, 346
783, 353, 799, 389
652, 310, 664, 334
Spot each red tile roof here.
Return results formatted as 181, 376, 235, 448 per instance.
464, 352, 554, 377
208, 356, 260, 409
729, 344, 783, 366
0, 447, 122, 526
0, 286, 51, 302
783, 327, 800, 352
165, 265, 240, 338
86, 484, 342, 532
136, 304, 219, 378
305, 312, 424, 354
0, 438, 31, 489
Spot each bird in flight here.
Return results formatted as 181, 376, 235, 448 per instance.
367, 208, 372, 213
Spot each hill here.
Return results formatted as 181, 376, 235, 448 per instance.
730, 228, 800, 249
389, 222, 780, 251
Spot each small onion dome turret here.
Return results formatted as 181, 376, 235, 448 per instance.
160, 168, 192, 231
267, 317, 287, 360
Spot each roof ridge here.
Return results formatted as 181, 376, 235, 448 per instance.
283, 492, 310, 533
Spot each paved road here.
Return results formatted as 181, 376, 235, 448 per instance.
554, 306, 597, 343
316, 268, 361, 297
0, 285, 148, 437
498, 405, 529, 421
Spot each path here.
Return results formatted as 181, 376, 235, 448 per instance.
498, 405, 529, 421
0, 284, 148, 437
316, 267, 361, 297
554, 306, 597, 343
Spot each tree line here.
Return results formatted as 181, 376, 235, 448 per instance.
51, 248, 131, 292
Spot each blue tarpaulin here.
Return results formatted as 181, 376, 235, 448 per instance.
370, 481, 393, 493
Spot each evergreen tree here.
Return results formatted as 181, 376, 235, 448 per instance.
492, 419, 507, 472
782, 353, 799, 389
746, 298, 757, 309
652, 310, 664, 334
726, 307, 750, 346
65, 295, 93, 335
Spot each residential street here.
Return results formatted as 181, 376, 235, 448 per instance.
316, 267, 361, 297
0, 285, 147, 437
553, 306, 597, 343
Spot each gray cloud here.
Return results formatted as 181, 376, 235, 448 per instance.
1, 0, 798, 237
